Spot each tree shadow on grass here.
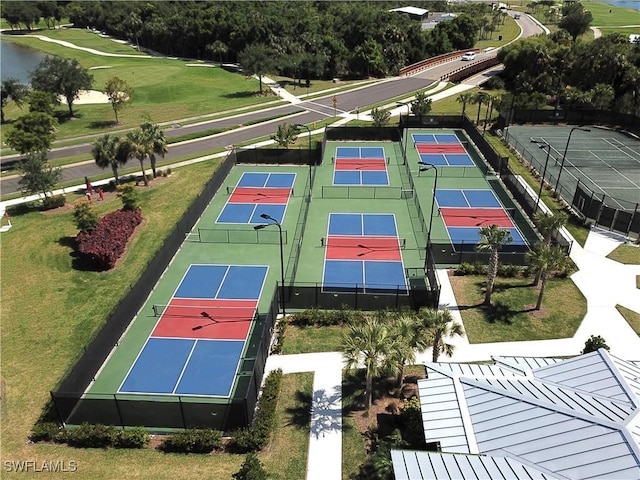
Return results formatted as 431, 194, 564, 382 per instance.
57, 236, 102, 272
483, 300, 516, 324
89, 120, 117, 129
222, 90, 260, 99
285, 390, 312, 429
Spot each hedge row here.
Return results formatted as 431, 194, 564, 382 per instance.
292, 307, 354, 327
31, 422, 149, 449
77, 208, 142, 270
161, 428, 222, 453
233, 369, 283, 452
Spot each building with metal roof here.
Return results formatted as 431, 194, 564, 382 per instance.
392, 349, 640, 479
389, 6, 429, 21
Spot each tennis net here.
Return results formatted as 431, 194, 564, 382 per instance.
321, 237, 406, 248
152, 304, 258, 319
196, 228, 288, 244
321, 186, 413, 199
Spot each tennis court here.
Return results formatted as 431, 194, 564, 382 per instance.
322, 213, 408, 294
333, 146, 389, 185
119, 264, 267, 397
412, 132, 475, 167
506, 125, 640, 210
217, 172, 295, 223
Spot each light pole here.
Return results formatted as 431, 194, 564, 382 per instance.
397, 101, 411, 164
531, 140, 552, 214
294, 123, 312, 189
254, 213, 286, 316
417, 162, 438, 250
555, 126, 591, 193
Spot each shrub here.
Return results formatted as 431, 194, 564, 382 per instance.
166, 167, 172, 175
30, 422, 66, 443
581, 335, 610, 354
115, 427, 150, 449
292, 307, 350, 327
401, 396, 425, 448
233, 453, 269, 480
41, 194, 66, 210
117, 184, 139, 211
65, 423, 118, 448
76, 208, 142, 270
270, 317, 288, 354
161, 428, 222, 453
497, 263, 521, 277
454, 262, 475, 275
73, 200, 99, 232
471, 261, 486, 275
482, 75, 505, 90
233, 369, 282, 452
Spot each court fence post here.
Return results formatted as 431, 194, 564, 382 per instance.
113, 394, 125, 428
178, 396, 187, 429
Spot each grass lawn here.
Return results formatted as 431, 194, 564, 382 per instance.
0, 160, 254, 479
475, 17, 522, 50
260, 373, 313, 479
616, 305, 640, 336
587, 2, 640, 27
597, 26, 640, 36
449, 273, 587, 343
1, 29, 272, 142
606, 244, 640, 265
282, 325, 344, 354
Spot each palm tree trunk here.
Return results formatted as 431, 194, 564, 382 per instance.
533, 269, 541, 287
111, 165, 119, 185
485, 251, 498, 305
396, 364, 404, 391
536, 274, 548, 310
150, 154, 157, 178
365, 371, 373, 412
432, 335, 441, 362
138, 159, 148, 186
476, 102, 482, 124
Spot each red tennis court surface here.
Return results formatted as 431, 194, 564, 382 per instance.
152, 299, 257, 340
229, 187, 291, 204
416, 144, 466, 154
335, 158, 386, 171
326, 236, 401, 261
441, 207, 514, 228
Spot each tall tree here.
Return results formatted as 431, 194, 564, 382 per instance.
92, 134, 127, 185
531, 211, 568, 285
387, 312, 430, 391
27, 90, 56, 116
559, 3, 593, 42
1, 78, 29, 123
104, 76, 133, 124
271, 122, 298, 148
30, 56, 94, 117
456, 92, 473, 116
418, 307, 465, 363
5, 112, 56, 155
125, 128, 151, 186
18, 151, 61, 199
237, 44, 278, 94
410, 91, 432, 121
477, 225, 513, 306
342, 314, 394, 412
370, 107, 391, 128
140, 122, 168, 178
472, 91, 490, 125
526, 243, 567, 310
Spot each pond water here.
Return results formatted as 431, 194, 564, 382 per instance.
597, 0, 639, 10
1, 40, 46, 84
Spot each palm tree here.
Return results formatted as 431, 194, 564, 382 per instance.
531, 211, 568, 284
92, 134, 127, 185
526, 243, 567, 310
126, 128, 151, 186
472, 92, 490, 125
387, 312, 430, 391
456, 92, 473, 117
341, 314, 394, 413
417, 306, 465, 363
140, 122, 168, 178
477, 225, 513, 306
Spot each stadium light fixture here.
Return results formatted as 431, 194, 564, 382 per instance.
555, 127, 591, 193
254, 214, 286, 315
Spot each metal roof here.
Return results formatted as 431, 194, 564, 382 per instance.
391, 450, 562, 480
389, 6, 429, 16
409, 350, 640, 480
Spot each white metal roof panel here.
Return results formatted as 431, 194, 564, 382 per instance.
433, 362, 521, 378
389, 6, 429, 16
391, 451, 561, 480
494, 355, 562, 372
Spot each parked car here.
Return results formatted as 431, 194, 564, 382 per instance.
461, 52, 476, 61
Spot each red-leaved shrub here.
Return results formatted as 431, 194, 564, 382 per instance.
77, 208, 142, 270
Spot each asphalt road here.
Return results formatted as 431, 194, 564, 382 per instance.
1, 13, 544, 195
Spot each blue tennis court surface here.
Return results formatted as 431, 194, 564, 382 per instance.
436, 189, 502, 208
334, 146, 389, 185
217, 172, 295, 224
447, 227, 527, 249
328, 213, 397, 236
323, 213, 407, 294
119, 264, 268, 397
412, 134, 460, 144
419, 153, 474, 166
175, 264, 268, 300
